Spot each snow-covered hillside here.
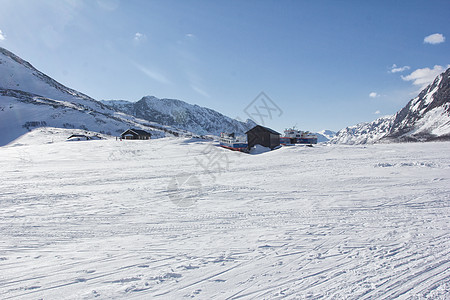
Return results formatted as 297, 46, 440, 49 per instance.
0, 47, 199, 146
384, 68, 450, 142
103, 97, 256, 136
331, 68, 450, 144
5, 127, 112, 147
316, 129, 336, 143
331, 116, 395, 145
1, 136, 449, 299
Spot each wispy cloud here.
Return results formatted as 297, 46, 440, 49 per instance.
374, 110, 381, 115
96, 0, 119, 11
0, 29, 6, 41
176, 33, 208, 98
177, 33, 197, 45
424, 33, 445, 45
369, 92, 379, 98
401, 65, 450, 89
133, 62, 171, 85
133, 32, 146, 44
191, 84, 210, 98
389, 64, 410, 73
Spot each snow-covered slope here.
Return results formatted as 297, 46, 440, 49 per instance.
103, 97, 257, 136
316, 129, 336, 143
331, 68, 450, 144
0, 47, 192, 146
331, 115, 395, 145
5, 127, 111, 147
384, 69, 450, 142
1, 138, 449, 299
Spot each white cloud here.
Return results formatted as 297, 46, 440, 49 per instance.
389, 64, 410, 73
0, 29, 6, 41
133, 32, 146, 43
424, 33, 445, 44
374, 110, 381, 115
185, 33, 195, 38
401, 65, 450, 88
369, 92, 379, 98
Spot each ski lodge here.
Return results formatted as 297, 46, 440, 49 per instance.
120, 129, 151, 140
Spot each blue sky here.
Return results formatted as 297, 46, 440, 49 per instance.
0, 0, 448, 132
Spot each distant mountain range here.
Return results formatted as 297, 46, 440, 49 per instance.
0, 47, 254, 146
2, 46, 448, 147
102, 97, 256, 137
331, 68, 450, 144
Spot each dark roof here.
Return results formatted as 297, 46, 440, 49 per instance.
67, 134, 88, 139
245, 125, 281, 135
122, 128, 151, 136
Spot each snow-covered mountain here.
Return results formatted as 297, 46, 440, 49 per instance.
0, 47, 190, 146
331, 116, 395, 145
0, 47, 255, 147
316, 129, 336, 143
331, 68, 450, 144
102, 97, 256, 136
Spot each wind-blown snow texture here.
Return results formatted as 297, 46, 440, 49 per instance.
102, 97, 256, 137
331, 68, 450, 144
1, 133, 449, 299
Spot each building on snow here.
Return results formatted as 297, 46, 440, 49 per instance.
120, 129, 151, 140
67, 134, 93, 141
245, 125, 280, 150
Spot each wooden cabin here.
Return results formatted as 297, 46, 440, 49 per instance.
246, 125, 280, 150
120, 129, 151, 140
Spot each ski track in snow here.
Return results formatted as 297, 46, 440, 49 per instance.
0, 138, 449, 299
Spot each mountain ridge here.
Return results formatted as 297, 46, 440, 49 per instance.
0, 46, 196, 146
102, 97, 256, 136
0, 47, 254, 146
331, 68, 450, 144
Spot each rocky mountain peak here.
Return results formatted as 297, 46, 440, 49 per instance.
331, 68, 450, 144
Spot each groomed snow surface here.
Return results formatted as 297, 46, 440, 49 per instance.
1, 134, 449, 299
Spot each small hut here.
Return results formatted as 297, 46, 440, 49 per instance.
246, 125, 280, 150
120, 129, 151, 140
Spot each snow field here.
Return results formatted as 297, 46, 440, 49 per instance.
0, 137, 449, 299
